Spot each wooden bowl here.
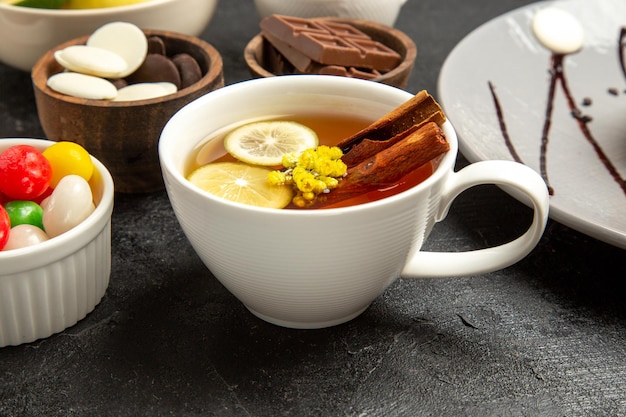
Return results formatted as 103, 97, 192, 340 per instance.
32, 29, 224, 193
244, 17, 416, 89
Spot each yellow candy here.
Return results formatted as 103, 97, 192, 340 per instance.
42, 141, 94, 188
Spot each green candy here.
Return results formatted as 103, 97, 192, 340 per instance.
4, 200, 44, 230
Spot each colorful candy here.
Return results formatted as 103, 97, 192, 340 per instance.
3, 224, 49, 250
42, 175, 95, 238
0, 145, 52, 200
4, 200, 44, 230
42, 141, 94, 187
0, 142, 97, 251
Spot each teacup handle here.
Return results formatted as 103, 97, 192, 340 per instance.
401, 160, 550, 278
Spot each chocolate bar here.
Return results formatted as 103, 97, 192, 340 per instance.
261, 31, 380, 80
262, 31, 315, 73
260, 15, 401, 72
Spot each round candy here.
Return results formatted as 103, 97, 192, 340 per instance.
4, 200, 44, 230
47, 72, 118, 100
3, 224, 49, 251
0, 205, 10, 250
0, 145, 52, 200
42, 141, 94, 188
126, 53, 182, 88
172, 53, 202, 89
42, 175, 95, 238
87, 21, 148, 78
113, 82, 177, 101
54, 45, 128, 79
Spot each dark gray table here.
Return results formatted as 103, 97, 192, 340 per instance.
1, 1, 625, 416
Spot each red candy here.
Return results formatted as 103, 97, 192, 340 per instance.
0, 205, 9, 250
0, 145, 52, 200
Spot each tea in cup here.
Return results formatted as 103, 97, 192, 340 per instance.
159, 75, 549, 329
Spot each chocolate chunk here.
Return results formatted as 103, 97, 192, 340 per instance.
126, 53, 181, 89
171, 53, 202, 89
262, 38, 293, 75
316, 65, 381, 80
147, 36, 167, 55
262, 31, 314, 73
109, 78, 128, 89
260, 15, 401, 71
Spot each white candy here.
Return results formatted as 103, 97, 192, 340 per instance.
87, 21, 148, 78
3, 224, 49, 250
113, 82, 178, 101
55, 45, 128, 78
47, 72, 118, 100
42, 175, 95, 238
532, 8, 584, 55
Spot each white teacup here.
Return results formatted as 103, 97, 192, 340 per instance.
159, 75, 549, 329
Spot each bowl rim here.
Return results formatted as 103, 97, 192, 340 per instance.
243, 16, 417, 83
0, 0, 185, 15
31, 28, 224, 108
0, 138, 114, 274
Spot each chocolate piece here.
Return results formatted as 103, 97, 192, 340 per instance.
109, 78, 128, 89
262, 31, 314, 73
262, 37, 293, 75
147, 36, 167, 55
316, 65, 381, 80
260, 15, 401, 71
126, 53, 182, 89
316, 21, 371, 40
172, 53, 202, 89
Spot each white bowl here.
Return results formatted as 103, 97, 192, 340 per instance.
0, 0, 219, 72
253, 0, 407, 27
0, 138, 114, 347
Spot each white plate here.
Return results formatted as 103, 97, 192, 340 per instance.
438, 0, 626, 249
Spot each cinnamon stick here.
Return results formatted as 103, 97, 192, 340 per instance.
313, 122, 449, 208
341, 112, 445, 167
336, 90, 447, 154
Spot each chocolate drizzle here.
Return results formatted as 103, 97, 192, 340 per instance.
489, 26, 626, 197
617, 27, 626, 78
488, 81, 523, 165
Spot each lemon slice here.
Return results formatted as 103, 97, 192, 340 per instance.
224, 121, 318, 166
187, 162, 293, 209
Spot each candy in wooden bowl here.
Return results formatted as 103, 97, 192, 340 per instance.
31, 28, 224, 193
